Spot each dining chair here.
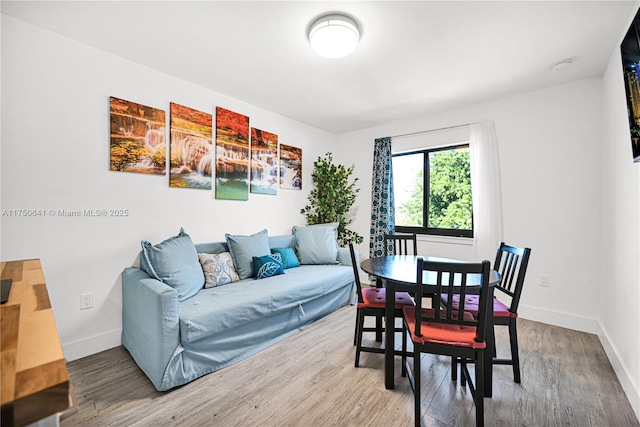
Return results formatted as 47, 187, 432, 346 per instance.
402, 259, 492, 427
349, 243, 414, 369
384, 233, 418, 256
441, 242, 531, 383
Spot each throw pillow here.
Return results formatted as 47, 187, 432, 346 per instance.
140, 228, 204, 301
252, 253, 285, 280
292, 222, 339, 265
225, 229, 271, 279
271, 247, 300, 269
198, 252, 240, 288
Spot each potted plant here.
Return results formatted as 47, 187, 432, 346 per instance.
300, 152, 364, 246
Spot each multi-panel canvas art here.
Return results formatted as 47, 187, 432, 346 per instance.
109, 97, 166, 174
169, 103, 213, 189
279, 144, 302, 190
215, 107, 250, 200
250, 128, 279, 195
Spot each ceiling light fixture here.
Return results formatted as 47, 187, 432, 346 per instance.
308, 14, 360, 59
549, 58, 573, 72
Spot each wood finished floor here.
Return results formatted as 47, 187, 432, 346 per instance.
62, 304, 639, 427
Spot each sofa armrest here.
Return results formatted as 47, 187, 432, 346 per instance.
121, 267, 180, 390
338, 247, 359, 267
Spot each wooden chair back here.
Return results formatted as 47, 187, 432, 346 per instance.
384, 233, 417, 256
348, 243, 364, 304
413, 259, 492, 343
493, 243, 531, 314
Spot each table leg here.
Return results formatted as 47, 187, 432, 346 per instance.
376, 277, 383, 342
385, 279, 395, 389
484, 288, 495, 398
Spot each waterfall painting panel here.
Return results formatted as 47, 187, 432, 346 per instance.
250, 128, 278, 195
169, 103, 213, 189
215, 107, 250, 200
279, 144, 302, 190
109, 97, 166, 174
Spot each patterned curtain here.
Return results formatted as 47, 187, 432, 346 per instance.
369, 137, 395, 258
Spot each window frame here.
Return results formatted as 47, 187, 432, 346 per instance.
393, 143, 474, 238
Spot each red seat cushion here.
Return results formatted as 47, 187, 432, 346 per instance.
440, 294, 516, 318
403, 307, 485, 349
358, 287, 414, 309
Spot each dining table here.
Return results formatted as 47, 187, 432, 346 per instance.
360, 255, 501, 397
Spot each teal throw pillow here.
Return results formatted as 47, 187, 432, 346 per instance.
292, 223, 339, 265
271, 247, 300, 269
225, 229, 271, 280
252, 253, 285, 280
140, 228, 204, 301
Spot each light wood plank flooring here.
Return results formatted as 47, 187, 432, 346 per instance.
62, 305, 639, 426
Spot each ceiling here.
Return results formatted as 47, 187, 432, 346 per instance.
2, 1, 637, 134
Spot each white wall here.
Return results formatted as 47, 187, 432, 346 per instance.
337, 77, 604, 332
0, 15, 336, 360
600, 39, 640, 417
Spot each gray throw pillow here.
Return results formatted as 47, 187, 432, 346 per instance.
225, 229, 271, 279
140, 228, 204, 301
292, 223, 339, 265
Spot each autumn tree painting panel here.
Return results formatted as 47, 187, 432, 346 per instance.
169, 103, 213, 189
279, 144, 302, 190
250, 128, 278, 195
215, 107, 250, 200
110, 97, 166, 174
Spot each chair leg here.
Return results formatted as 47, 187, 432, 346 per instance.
401, 321, 407, 377
475, 350, 485, 427
355, 309, 365, 367
460, 358, 467, 387
451, 356, 458, 381
353, 309, 358, 346
509, 319, 521, 383
375, 314, 383, 342
414, 347, 421, 427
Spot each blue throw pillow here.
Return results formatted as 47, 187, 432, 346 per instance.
225, 229, 271, 280
271, 247, 300, 269
292, 223, 339, 265
252, 253, 285, 280
140, 228, 204, 301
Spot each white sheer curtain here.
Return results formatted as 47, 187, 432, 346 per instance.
469, 120, 504, 261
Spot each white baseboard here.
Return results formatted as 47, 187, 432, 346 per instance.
519, 304, 639, 421
62, 328, 121, 361
518, 304, 602, 334
598, 327, 640, 421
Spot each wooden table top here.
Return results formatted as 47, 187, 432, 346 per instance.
1, 259, 70, 427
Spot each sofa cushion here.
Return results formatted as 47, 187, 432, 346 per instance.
252, 253, 284, 279
178, 264, 354, 344
292, 223, 339, 265
198, 252, 240, 288
271, 247, 300, 269
225, 229, 271, 279
140, 228, 204, 301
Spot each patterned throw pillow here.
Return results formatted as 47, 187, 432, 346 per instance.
198, 252, 240, 288
271, 247, 300, 269
252, 253, 285, 280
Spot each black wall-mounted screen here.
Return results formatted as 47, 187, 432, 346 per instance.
621, 8, 640, 163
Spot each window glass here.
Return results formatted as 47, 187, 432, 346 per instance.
393, 145, 473, 237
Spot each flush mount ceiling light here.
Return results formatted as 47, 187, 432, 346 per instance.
308, 14, 360, 59
549, 58, 573, 72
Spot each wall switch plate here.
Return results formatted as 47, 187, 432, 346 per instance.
539, 274, 550, 288
80, 293, 93, 310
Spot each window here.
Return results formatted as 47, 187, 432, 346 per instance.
393, 144, 473, 238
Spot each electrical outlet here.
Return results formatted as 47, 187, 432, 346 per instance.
539, 274, 550, 288
80, 293, 93, 310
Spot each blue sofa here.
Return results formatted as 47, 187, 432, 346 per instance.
121, 233, 357, 391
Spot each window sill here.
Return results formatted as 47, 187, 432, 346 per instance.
417, 235, 474, 246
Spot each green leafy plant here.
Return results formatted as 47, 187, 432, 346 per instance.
300, 153, 364, 246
